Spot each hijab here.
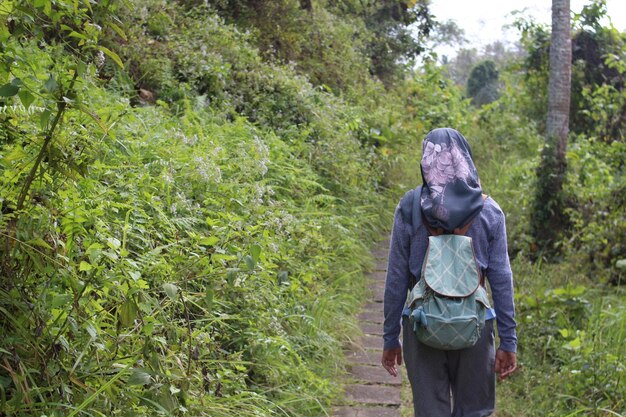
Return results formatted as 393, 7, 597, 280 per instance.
419, 128, 484, 232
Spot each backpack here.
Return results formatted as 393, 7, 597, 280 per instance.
400, 187, 491, 350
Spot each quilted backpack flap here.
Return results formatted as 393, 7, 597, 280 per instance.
422, 235, 480, 297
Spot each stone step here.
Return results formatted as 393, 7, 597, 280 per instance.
333, 240, 401, 417
372, 248, 389, 260
376, 239, 391, 249
360, 322, 383, 336
363, 301, 383, 312
344, 384, 401, 405
366, 265, 387, 283
333, 406, 400, 417
347, 334, 382, 352
371, 262, 388, 273
367, 284, 384, 295
346, 349, 380, 366
348, 364, 401, 385
369, 290, 384, 303
357, 310, 383, 324
358, 334, 382, 351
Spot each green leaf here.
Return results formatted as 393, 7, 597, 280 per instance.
616, 259, 626, 270
18, 89, 35, 108
205, 289, 214, 310
119, 299, 138, 328
85, 322, 97, 340
199, 236, 219, 246
212, 253, 237, 263
250, 244, 261, 262
68, 31, 88, 41
522, 295, 537, 308
244, 255, 255, 271
40, 109, 52, 130
0, 26, 10, 43
27, 237, 52, 250
98, 45, 124, 69
157, 385, 177, 412
107, 237, 121, 250
43, 75, 58, 93
4, 146, 27, 162
51, 294, 73, 308
127, 368, 151, 386
569, 285, 586, 296
108, 22, 128, 41
563, 337, 582, 351
82, 0, 94, 13
76, 61, 87, 77
0, 83, 19, 97
163, 283, 178, 300
79, 261, 92, 271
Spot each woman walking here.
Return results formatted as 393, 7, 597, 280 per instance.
381, 128, 517, 417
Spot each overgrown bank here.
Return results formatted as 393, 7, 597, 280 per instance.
1, 0, 625, 416
0, 1, 412, 415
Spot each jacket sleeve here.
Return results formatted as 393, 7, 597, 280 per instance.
487, 213, 518, 352
383, 205, 412, 350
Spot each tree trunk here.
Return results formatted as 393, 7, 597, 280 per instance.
547, 0, 571, 161
532, 0, 572, 254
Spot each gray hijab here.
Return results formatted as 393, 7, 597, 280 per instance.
419, 128, 483, 232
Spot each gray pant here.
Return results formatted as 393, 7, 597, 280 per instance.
403, 317, 496, 417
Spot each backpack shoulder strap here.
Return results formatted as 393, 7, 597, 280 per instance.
399, 186, 423, 234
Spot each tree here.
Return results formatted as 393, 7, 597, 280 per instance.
466, 60, 499, 106
547, 0, 571, 144
352, 0, 434, 85
531, 0, 572, 253
207, 0, 434, 88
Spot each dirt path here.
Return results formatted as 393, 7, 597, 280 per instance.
333, 239, 402, 417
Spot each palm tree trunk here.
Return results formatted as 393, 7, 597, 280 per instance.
532, 0, 572, 254
547, 0, 571, 161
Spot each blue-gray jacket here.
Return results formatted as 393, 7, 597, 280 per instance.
383, 195, 517, 352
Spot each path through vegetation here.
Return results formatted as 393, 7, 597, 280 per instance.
333, 239, 402, 417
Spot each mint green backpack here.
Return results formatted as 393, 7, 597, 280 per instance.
400, 187, 490, 351
407, 234, 491, 350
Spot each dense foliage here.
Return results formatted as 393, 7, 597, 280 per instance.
0, 0, 625, 416
0, 1, 407, 415
466, 60, 500, 106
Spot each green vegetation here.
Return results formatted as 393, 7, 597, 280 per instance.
467, 60, 500, 106
0, 1, 397, 415
0, 0, 625, 416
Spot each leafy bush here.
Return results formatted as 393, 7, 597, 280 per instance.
0, 2, 389, 415
565, 138, 626, 281
497, 260, 626, 416
467, 60, 500, 106
0, 73, 381, 415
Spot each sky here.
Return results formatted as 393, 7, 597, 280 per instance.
430, 0, 626, 58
